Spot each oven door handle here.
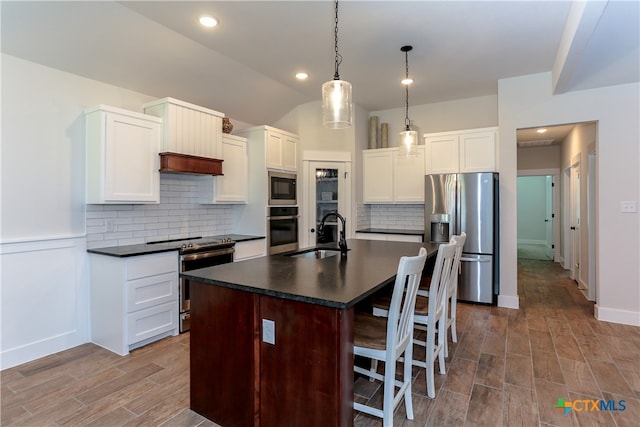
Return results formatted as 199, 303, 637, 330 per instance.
181, 247, 235, 262
267, 215, 299, 220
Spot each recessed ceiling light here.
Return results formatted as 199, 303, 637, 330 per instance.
295, 72, 309, 80
536, 128, 547, 134
199, 15, 218, 28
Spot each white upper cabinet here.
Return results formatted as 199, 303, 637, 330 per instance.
85, 105, 161, 204
393, 147, 425, 203
237, 125, 298, 173
424, 127, 497, 174
265, 128, 298, 172
199, 134, 248, 204
363, 148, 394, 203
143, 97, 224, 159
362, 146, 425, 204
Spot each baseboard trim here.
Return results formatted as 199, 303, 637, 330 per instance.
498, 294, 520, 309
517, 239, 546, 245
595, 305, 640, 326
1, 331, 87, 370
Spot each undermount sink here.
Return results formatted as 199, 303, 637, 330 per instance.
288, 248, 343, 259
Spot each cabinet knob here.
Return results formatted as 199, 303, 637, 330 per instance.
310, 228, 315, 233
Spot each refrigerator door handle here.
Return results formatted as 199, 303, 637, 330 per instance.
460, 257, 491, 263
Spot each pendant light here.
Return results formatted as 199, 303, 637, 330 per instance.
399, 45, 417, 156
322, 0, 352, 129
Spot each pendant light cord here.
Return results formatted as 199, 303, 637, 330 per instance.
404, 48, 411, 131
333, 0, 342, 80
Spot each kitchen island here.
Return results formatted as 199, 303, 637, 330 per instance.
182, 239, 439, 427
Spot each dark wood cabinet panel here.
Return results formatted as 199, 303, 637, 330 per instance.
190, 282, 258, 426
259, 297, 354, 427
190, 281, 354, 427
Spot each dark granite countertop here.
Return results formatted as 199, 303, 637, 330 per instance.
87, 234, 265, 257
181, 239, 440, 309
356, 228, 424, 236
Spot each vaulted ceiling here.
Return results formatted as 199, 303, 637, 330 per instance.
2, 1, 638, 125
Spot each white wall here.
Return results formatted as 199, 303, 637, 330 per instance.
0, 54, 161, 368
369, 94, 498, 147
0, 55, 235, 369
498, 72, 640, 325
517, 176, 547, 243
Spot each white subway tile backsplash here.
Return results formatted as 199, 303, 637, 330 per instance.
357, 204, 424, 231
86, 175, 234, 249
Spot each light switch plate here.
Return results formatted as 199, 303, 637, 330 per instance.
621, 201, 637, 213
262, 319, 275, 345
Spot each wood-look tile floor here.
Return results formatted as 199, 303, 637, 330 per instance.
2, 259, 639, 426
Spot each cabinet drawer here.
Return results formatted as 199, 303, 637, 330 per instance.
127, 272, 177, 312
127, 252, 178, 280
127, 301, 177, 345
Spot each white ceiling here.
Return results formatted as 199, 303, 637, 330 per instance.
2, 1, 638, 126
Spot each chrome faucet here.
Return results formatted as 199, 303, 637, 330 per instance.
318, 211, 348, 256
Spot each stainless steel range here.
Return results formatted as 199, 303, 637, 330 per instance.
148, 236, 235, 332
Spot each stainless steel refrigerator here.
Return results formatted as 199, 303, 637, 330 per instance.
424, 173, 499, 304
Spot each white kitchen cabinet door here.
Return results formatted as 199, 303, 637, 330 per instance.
459, 130, 496, 172
393, 146, 425, 203
199, 134, 248, 204
282, 134, 298, 172
424, 134, 459, 174
363, 149, 394, 203
265, 130, 298, 172
266, 132, 284, 170
85, 105, 161, 204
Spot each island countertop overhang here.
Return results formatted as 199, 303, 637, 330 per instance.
181, 239, 440, 309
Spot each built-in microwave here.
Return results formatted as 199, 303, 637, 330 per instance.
268, 171, 297, 205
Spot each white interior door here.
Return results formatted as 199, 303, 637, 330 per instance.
570, 163, 581, 282
545, 176, 554, 259
305, 161, 350, 246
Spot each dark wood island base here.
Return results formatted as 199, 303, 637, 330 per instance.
190, 281, 354, 427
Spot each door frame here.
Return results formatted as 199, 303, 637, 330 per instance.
301, 151, 352, 249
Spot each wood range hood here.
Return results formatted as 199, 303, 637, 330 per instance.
159, 152, 223, 176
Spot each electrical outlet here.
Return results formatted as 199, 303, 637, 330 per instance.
105, 219, 116, 232
621, 201, 637, 213
262, 319, 275, 345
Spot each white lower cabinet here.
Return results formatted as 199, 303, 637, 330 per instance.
90, 251, 179, 355
355, 232, 423, 242
234, 239, 266, 261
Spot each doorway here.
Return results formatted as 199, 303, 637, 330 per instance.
301, 152, 352, 248
517, 121, 597, 304
516, 174, 558, 261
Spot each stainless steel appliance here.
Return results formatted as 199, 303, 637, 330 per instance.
148, 236, 235, 332
268, 171, 297, 205
425, 173, 499, 304
267, 206, 299, 255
